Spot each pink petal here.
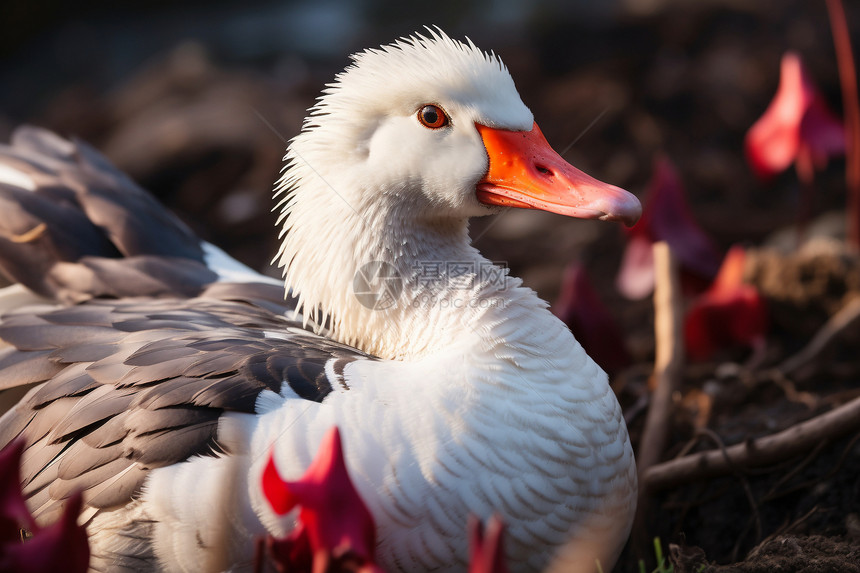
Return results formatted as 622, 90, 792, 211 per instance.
745, 53, 807, 179
468, 515, 509, 573
262, 427, 379, 572
684, 246, 769, 361
745, 52, 845, 180
616, 234, 656, 300
553, 263, 631, 374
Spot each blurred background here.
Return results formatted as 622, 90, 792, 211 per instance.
1, 0, 850, 279
2, 0, 858, 570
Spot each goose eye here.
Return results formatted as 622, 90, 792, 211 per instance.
417, 104, 449, 129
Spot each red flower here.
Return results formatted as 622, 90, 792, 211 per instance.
745, 51, 846, 180
684, 246, 768, 361
553, 263, 631, 374
0, 440, 90, 573
262, 427, 383, 573
468, 515, 508, 573
616, 156, 722, 299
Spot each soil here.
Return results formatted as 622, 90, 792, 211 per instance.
674, 534, 860, 573
1, 0, 859, 571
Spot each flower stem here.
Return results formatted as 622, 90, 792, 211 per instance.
826, 0, 860, 249
795, 149, 816, 247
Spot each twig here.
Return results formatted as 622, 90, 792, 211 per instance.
772, 505, 821, 538
638, 242, 685, 477
761, 439, 829, 501
689, 428, 762, 561
642, 394, 860, 491
664, 481, 732, 512
673, 434, 703, 461
775, 296, 860, 378
623, 391, 650, 426
761, 431, 860, 503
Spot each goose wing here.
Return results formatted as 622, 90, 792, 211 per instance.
0, 126, 374, 525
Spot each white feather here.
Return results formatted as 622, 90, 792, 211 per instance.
202, 242, 281, 285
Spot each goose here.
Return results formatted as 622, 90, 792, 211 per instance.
0, 30, 641, 572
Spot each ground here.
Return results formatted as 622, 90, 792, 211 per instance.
1, 0, 858, 570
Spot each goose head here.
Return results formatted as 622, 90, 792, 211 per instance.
274, 30, 640, 355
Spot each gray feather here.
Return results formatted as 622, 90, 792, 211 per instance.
57, 440, 125, 480
0, 291, 373, 523
0, 124, 378, 537
48, 457, 134, 500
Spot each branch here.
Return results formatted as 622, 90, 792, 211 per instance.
642, 394, 860, 491
775, 296, 860, 378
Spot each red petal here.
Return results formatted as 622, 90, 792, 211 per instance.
553, 263, 631, 374
617, 156, 721, 299
468, 515, 509, 573
263, 428, 378, 571
709, 244, 746, 295
0, 440, 36, 542
263, 450, 298, 515
266, 525, 312, 573
646, 158, 722, 278
684, 246, 769, 361
0, 492, 89, 573
745, 52, 845, 180
800, 98, 847, 169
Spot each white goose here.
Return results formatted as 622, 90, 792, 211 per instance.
0, 30, 640, 572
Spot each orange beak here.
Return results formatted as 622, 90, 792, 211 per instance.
476, 122, 641, 226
